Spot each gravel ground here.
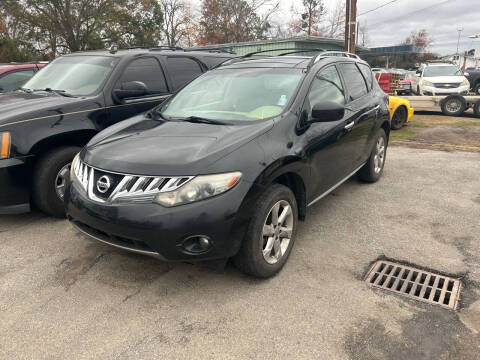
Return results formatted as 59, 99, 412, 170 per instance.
1, 147, 479, 360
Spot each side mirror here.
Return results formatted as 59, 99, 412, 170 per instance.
415, 73, 421, 77
113, 81, 148, 100
311, 101, 345, 123
464, 72, 470, 77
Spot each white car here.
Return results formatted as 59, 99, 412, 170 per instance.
410, 63, 470, 96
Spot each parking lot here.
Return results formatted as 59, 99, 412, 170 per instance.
1, 143, 479, 359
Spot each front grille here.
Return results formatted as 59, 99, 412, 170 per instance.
434, 83, 460, 89
73, 159, 193, 204
365, 260, 461, 310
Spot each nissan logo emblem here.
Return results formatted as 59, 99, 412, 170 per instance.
96, 175, 111, 194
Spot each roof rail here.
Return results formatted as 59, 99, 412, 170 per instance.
243, 47, 325, 58
149, 46, 184, 51
315, 51, 360, 61
277, 48, 326, 56
188, 48, 237, 55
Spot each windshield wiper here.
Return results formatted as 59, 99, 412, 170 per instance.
179, 116, 228, 125
19, 87, 33, 93
33, 88, 76, 97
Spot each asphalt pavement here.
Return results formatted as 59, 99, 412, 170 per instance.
1, 146, 479, 360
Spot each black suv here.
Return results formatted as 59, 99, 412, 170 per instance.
0, 48, 235, 216
65, 51, 390, 278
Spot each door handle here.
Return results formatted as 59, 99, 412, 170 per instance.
344, 121, 355, 131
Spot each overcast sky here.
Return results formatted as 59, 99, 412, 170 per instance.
277, 0, 480, 55
191, 0, 480, 55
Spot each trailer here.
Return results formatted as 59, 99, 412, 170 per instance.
398, 94, 480, 117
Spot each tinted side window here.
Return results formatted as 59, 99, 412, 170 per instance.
0, 70, 35, 92
166, 57, 203, 89
116, 57, 168, 94
307, 65, 345, 108
201, 56, 231, 68
358, 63, 373, 90
339, 63, 368, 101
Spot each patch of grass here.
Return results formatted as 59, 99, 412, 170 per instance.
406, 122, 431, 128
390, 129, 417, 141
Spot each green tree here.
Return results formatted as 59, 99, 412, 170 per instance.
1, 0, 164, 60
198, 0, 278, 45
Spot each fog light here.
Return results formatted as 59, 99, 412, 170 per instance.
181, 235, 213, 254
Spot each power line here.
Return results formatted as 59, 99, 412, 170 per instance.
358, 0, 403, 17
367, 0, 453, 27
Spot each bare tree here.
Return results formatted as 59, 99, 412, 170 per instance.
288, 0, 326, 36
322, 1, 345, 39
160, 0, 194, 47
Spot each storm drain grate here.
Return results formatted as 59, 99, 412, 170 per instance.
365, 260, 461, 310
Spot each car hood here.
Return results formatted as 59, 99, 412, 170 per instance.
0, 91, 97, 127
423, 76, 467, 83
83, 116, 273, 175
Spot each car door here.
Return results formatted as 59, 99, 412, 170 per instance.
163, 56, 205, 91
337, 62, 378, 170
302, 64, 356, 199
106, 57, 171, 128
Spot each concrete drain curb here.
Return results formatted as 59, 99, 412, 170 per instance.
365, 260, 461, 310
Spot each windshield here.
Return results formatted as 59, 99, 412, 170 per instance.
423, 66, 463, 77
160, 68, 304, 121
23, 56, 118, 96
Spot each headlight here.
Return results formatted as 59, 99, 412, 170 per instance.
154, 172, 242, 207
0, 132, 11, 159
461, 79, 470, 86
70, 153, 80, 180
423, 80, 433, 87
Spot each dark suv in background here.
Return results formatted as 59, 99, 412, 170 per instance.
0, 48, 235, 216
66, 51, 390, 278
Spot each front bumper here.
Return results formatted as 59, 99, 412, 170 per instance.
65, 179, 254, 261
0, 158, 31, 215
422, 84, 469, 95
407, 106, 414, 123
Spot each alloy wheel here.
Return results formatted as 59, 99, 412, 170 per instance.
445, 99, 462, 113
262, 200, 294, 265
55, 163, 71, 199
373, 137, 385, 174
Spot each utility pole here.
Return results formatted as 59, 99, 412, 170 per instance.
344, 0, 357, 53
456, 26, 463, 55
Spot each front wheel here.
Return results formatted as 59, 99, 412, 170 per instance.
234, 184, 298, 278
391, 106, 407, 130
32, 146, 81, 218
357, 128, 387, 183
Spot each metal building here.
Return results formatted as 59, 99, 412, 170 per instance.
188, 36, 367, 55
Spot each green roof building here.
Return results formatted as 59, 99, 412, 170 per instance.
189, 36, 367, 56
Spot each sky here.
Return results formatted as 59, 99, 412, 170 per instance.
276, 0, 480, 55
191, 0, 480, 56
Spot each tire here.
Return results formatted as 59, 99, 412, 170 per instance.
391, 106, 407, 130
474, 102, 480, 118
234, 184, 298, 278
32, 146, 81, 218
357, 128, 387, 183
440, 95, 467, 116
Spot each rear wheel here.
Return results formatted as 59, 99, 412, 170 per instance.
358, 128, 387, 183
234, 184, 298, 278
32, 146, 81, 218
391, 106, 407, 130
